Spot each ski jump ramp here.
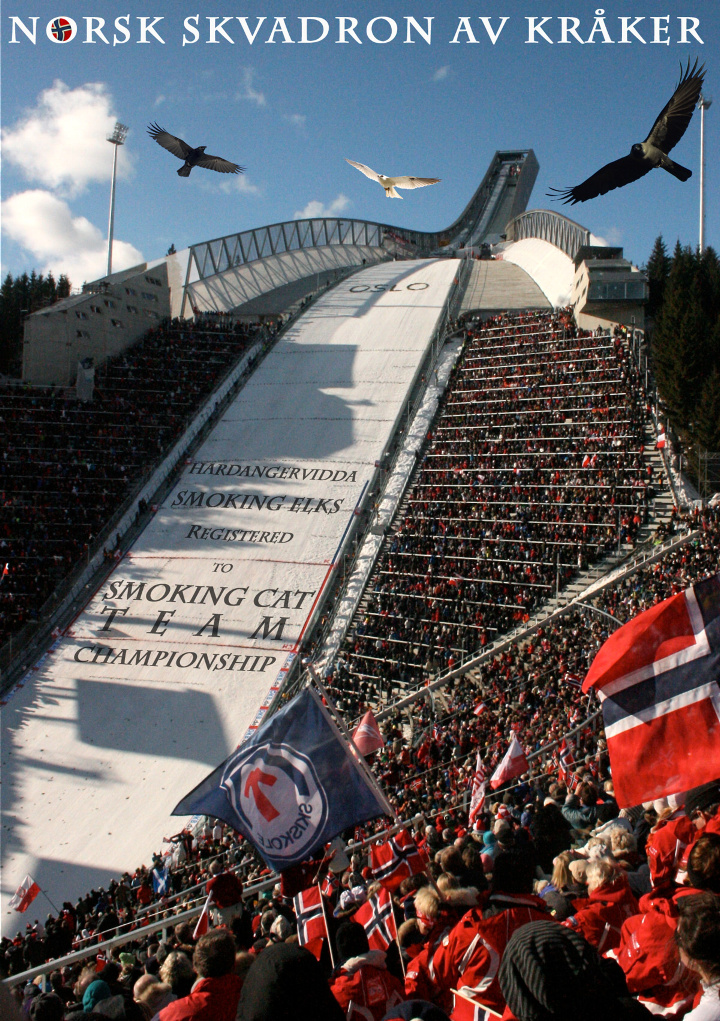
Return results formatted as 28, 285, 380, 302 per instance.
1, 259, 459, 931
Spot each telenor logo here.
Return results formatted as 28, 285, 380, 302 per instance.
48, 17, 76, 42
221, 741, 327, 861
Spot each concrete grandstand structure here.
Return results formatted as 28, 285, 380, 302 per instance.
3, 145, 665, 949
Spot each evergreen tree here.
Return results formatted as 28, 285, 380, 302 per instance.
694, 366, 720, 454
0, 269, 73, 376
645, 235, 671, 321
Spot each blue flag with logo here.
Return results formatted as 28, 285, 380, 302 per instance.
172, 687, 392, 871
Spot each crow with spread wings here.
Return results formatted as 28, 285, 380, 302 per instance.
549, 58, 705, 205
147, 123, 244, 177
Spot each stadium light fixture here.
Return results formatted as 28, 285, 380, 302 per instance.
698, 95, 712, 253
107, 121, 129, 276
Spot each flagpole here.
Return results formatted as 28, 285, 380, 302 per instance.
41, 888, 60, 915
317, 882, 337, 970
305, 664, 397, 821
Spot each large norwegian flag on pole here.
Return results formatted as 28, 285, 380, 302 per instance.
353, 887, 397, 951
370, 828, 427, 890
490, 732, 528, 790
468, 753, 487, 826
352, 710, 385, 757
583, 574, 720, 807
9, 875, 40, 913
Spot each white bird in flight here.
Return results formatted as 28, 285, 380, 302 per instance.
345, 158, 440, 199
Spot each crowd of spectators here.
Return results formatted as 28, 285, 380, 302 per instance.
326, 309, 651, 713
3, 304, 720, 1020
0, 316, 267, 649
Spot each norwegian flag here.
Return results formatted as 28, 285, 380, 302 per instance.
468, 753, 487, 826
354, 887, 397, 950
563, 672, 583, 690
583, 574, 720, 806
557, 738, 574, 784
370, 828, 427, 890
432, 724, 442, 743
409, 777, 424, 793
451, 989, 488, 1021
9, 875, 40, 913
321, 872, 339, 900
352, 709, 385, 756
473, 702, 486, 716
294, 885, 329, 945
490, 732, 528, 790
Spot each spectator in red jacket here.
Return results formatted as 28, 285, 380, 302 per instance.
206, 862, 244, 927
330, 921, 405, 1021
430, 851, 552, 1018
562, 861, 638, 953
614, 835, 720, 1017
158, 929, 241, 1021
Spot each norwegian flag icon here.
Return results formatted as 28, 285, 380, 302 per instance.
370, 828, 427, 890
353, 887, 397, 950
583, 574, 720, 806
50, 17, 75, 41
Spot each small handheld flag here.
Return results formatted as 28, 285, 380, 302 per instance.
352, 710, 385, 756
370, 828, 427, 890
583, 574, 720, 806
193, 893, 212, 939
172, 687, 392, 871
354, 887, 397, 950
468, 753, 487, 825
490, 732, 528, 790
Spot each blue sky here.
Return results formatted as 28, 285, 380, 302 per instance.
1, 0, 717, 286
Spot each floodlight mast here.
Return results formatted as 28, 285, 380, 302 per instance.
699, 95, 712, 254
107, 122, 129, 276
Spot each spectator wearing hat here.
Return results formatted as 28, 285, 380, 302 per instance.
498, 920, 653, 1021
237, 942, 344, 1021
330, 921, 405, 1021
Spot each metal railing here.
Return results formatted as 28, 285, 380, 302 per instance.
505, 209, 591, 261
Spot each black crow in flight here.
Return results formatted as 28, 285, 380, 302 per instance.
549, 58, 705, 204
147, 123, 244, 177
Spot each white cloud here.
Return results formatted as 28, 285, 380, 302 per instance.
284, 114, 306, 130
217, 175, 261, 196
235, 68, 266, 107
2, 80, 132, 196
433, 66, 451, 81
1, 190, 144, 287
591, 228, 623, 247
154, 94, 166, 108
293, 194, 351, 220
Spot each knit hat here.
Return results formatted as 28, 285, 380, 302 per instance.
684, 781, 720, 818
499, 920, 651, 1021
82, 980, 112, 1013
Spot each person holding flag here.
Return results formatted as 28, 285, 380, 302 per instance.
330, 920, 405, 1021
